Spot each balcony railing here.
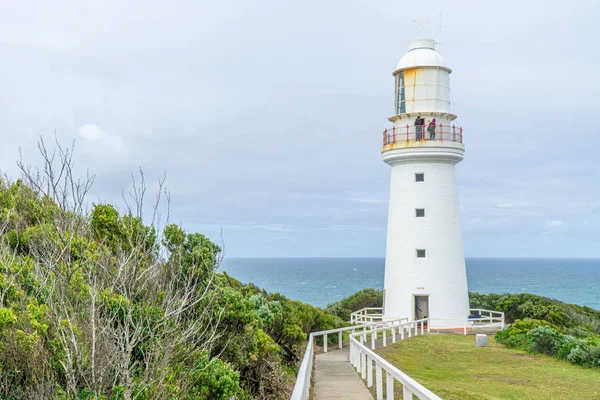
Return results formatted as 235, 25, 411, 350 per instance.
383, 124, 463, 146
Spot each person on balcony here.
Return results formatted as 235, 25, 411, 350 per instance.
427, 119, 436, 140
414, 116, 425, 140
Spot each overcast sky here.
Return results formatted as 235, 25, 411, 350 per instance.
1, 0, 599, 258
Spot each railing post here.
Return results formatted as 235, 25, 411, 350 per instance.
367, 357, 373, 387
406, 124, 409, 142
392, 326, 396, 343
386, 371, 394, 400
421, 321, 424, 335
401, 325, 405, 340
408, 324, 412, 338
383, 329, 387, 347
392, 126, 396, 145
376, 364, 383, 400
460, 127, 463, 142
339, 331, 343, 349
440, 123, 443, 141
403, 386, 411, 400
463, 321, 467, 336
371, 332, 376, 349
414, 322, 418, 336
361, 352, 366, 379
323, 333, 327, 352
427, 319, 430, 333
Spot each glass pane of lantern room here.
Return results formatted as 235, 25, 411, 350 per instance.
397, 72, 405, 114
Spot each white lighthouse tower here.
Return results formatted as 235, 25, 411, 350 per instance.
381, 38, 469, 328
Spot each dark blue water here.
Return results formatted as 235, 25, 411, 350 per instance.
220, 258, 600, 310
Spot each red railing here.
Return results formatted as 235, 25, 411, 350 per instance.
382, 124, 463, 146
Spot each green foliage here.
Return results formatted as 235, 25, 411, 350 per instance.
0, 175, 351, 399
495, 318, 600, 369
90, 204, 122, 247
475, 292, 600, 369
529, 326, 569, 355
470, 292, 600, 334
167, 351, 241, 400
163, 224, 221, 281
326, 288, 383, 321
0, 307, 17, 330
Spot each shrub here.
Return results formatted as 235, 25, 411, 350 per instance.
495, 319, 558, 352
0, 307, 17, 330
470, 292, 600, 333
568, 342, 592, 366
326, 288, 383, 321
529, 326, 569, 356
556, 336, 579, 360
505, 333, 533, 351
588, 344, 600, 367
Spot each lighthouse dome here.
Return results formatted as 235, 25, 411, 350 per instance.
395, 38, 450, 72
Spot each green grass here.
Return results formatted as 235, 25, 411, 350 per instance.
375, 334, 600, 400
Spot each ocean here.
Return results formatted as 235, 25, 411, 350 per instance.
220, 258, 600, 310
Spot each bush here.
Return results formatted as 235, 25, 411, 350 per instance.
529, 326, 569, 356
495, 319, 559, 352
470, 292, 600, 333
326, 288, 383, 321
496, 319, 600, 369
568, 342, 593, 366
556, 336, 579, 360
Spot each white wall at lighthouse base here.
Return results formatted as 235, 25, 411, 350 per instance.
382, 156, 470, 329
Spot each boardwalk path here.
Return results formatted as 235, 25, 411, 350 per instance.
313, 348, 374, 400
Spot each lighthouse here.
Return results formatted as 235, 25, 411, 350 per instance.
381, 38, 470, 328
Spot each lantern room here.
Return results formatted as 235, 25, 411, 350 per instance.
392, 38, 455, 122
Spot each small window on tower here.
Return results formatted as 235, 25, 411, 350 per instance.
415, 173, 425, 182
416, 209, 425, 218
416, 249, 426, 258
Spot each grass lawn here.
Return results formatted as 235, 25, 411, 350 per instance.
375, 334, 600, 400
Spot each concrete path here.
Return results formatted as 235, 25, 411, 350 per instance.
313, 348, 374, 400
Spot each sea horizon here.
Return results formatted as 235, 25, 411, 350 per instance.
221, 257, 600, 310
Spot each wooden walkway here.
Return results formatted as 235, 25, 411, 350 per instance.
313, 348, 374, 400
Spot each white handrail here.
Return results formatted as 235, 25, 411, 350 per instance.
348, 310, 504, 399
351, 307, 505, 328
290, 332, 314, 400
349, 319, 441, 399
292, 309, 504, 399
290, 317, 408, 400
350, 307, 384, 324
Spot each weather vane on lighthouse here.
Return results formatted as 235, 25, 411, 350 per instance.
380, 36, 469, 328
412, 16, 429, 36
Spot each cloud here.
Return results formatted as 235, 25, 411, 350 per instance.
546, 220, 564, 228
78, 124, 125, 154
1, 1, 599, 257
496, 202, 529, 208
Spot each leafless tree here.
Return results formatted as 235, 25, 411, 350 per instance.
5, 138, 226, 399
